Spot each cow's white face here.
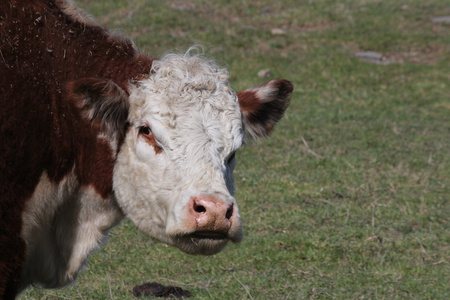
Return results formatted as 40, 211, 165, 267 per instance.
74, 51, 295, 256
113, 54, 244, 255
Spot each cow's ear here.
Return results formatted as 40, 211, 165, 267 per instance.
67, 77, 129, 138
237, 79, 293, 140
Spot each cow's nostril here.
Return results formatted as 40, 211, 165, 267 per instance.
225, 205, 233, 219
193, 202, 206, 214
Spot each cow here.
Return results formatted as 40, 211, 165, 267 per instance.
0, 0, 293, 298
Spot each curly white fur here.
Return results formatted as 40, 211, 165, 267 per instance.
114, 49, 244, 254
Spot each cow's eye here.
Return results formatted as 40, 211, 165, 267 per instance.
139, 125, 152, 136
138, 125, 162, 153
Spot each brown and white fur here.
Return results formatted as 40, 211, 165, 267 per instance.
0, 0, 293, 298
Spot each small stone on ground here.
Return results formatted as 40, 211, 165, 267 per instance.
271, 28, 287, 35
258, 69, 271, 78
355, 51, 396, 65
431, 16, 450, 23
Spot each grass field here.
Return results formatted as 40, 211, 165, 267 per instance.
19, 0, 449, 299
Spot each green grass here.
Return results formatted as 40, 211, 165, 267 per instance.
20, 0, 449, 299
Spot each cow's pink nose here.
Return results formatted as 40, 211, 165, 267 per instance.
189, 195, 234, 234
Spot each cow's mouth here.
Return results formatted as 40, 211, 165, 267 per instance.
172, 231, 231, 255
188, 231, 228, 240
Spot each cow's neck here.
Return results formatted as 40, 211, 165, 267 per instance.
10, 0, 154, 291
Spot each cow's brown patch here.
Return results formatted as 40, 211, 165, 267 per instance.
236, 90, 260, 113
0, 0, 154, 296
237, 79, 293, 138
67, 77, 130, 140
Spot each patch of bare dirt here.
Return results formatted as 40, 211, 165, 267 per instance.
133, 282, 192, 298
390, 44, 448, 65
344, 42, 448, 65
169, 0, 196, 12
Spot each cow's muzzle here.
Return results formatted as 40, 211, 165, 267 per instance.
190, 195, 233, 233
174, 194, 242, 255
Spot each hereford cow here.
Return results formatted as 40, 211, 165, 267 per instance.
0, 0, 293, 298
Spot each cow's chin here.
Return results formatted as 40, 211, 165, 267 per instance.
172, 235, 231, 255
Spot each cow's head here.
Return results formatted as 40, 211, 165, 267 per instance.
69, 52, 292, 255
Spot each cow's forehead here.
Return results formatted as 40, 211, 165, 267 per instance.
129, 52, 244, 154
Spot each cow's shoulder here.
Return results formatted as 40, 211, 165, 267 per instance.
19, 172, 123, 291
